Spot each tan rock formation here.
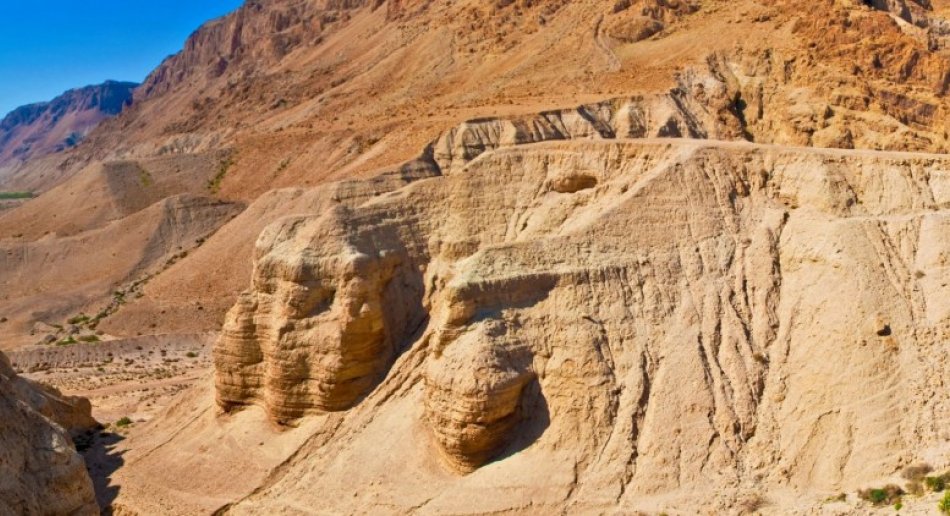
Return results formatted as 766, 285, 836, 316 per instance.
431, 74, 746, 176
8, 0, 950, 513
214, 161, 439, 421
213, 84, 746, 422
424, 322, 537, 471
0, 351, 97, 515
206, 121, 949, 513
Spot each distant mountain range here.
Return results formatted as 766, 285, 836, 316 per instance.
0, 80, 137, 166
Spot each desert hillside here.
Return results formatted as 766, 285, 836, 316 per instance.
1, 0, 949, 514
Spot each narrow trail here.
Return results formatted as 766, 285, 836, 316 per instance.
511, 136, 950, 160
68, 370, 205, 399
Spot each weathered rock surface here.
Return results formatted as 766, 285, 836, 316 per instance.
214, 79, 748, 422
0, 351, 98, 515
209, 118, 949, 512
432, 73, 746, 176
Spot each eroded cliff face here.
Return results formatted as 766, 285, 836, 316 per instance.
0, 351, 98, 515
213, 67, 750, 422
213, 101, 949, 511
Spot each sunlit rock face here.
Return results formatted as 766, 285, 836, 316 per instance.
0, 351, 98, 515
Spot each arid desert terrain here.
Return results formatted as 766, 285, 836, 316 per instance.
2, 0, 950, 514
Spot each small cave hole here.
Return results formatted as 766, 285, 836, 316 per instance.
550, 174, 598, 194
876, 324, 892, 337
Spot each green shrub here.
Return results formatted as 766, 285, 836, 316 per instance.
78, 335, 100, 343
940, 491, 950, 514
185, 351, 198, 358
927, 474, 949, 492
0, 192, 34, 200
56, 336, 77, 346
115, 417, 133, 428
136, 164, 153, 187
207, 155, 235, 193
894, 501, 902, 511
67, 314, 90, 325
858, 485, 903, 506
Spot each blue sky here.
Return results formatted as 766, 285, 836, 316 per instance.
0, 0, 244, 117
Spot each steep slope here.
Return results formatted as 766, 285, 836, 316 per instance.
0, 81, 136, 169
9, 0, 950, 346
0, 351, 98, 515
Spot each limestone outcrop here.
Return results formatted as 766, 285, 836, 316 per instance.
0, 351, 98, 515
213, 117, 949, 512
424, 321, 537, 471
432, 71, 746, 175
214, 76, 749, 423
214, 162, 439, 421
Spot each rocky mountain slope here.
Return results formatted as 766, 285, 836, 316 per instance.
0, 81, 136, 168
1, 0, 950, 514
0, 350, 99, 515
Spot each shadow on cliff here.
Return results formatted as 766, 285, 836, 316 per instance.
80, 430, 126, 513
492, 377, 550, 465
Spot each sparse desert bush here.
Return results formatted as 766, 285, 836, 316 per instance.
207, 154, 235, 193
185, 351, 198, 358
78, 335, 100, 343
926, 473, 950, 492
0, 191, 34, 200
858, 484, 903, 506
940, 491, 950, 514
56, 336, 77, 346
735, 493, 766, 513
136, 163, 153, 187
612, 0, 632, 13
115, 417, 133, 428
902, 463, 933, 481
67, 314, 90, 325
